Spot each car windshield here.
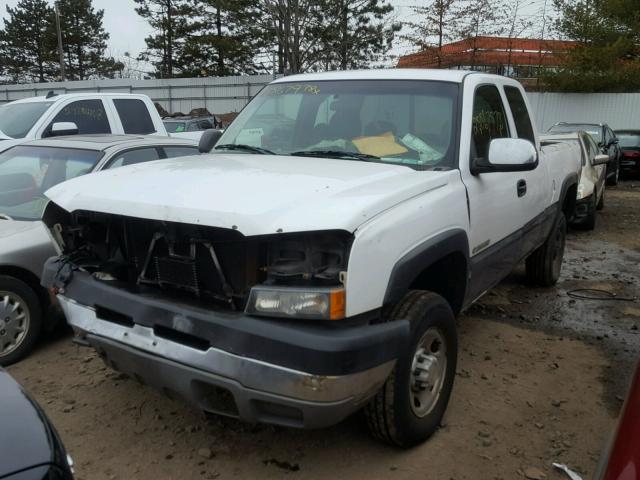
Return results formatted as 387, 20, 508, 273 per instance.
616, 132, 640, 148
164, 121, 186, 133
0, 145, 102, 220
548, 124, 601, 142
0, 102, 54, 139
216, 80, 459, 170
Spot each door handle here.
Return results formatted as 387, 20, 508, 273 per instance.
517, 179, 527, 197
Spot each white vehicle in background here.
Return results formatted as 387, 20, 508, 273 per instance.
41, 70, 581, 447
542, 131, 608, 230
0, 92, 202, 153
0, 135, 200, 366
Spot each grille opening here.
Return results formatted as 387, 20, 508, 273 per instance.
153, 325, 210, 351
95, 305, 134, 327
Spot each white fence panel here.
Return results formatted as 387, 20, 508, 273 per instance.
527, 92, 640, 131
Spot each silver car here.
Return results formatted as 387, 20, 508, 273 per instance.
0, 134, 200, 365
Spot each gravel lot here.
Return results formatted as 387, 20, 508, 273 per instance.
8, 181, 640, 480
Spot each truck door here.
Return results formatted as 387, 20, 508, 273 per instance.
38, 99, 112, 138
459, 80, 541, 301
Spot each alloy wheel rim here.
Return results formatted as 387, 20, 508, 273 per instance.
409, 328, 447, 418
0, 291, 30, 357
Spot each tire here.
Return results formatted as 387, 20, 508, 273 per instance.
364, 291, 457, 448
525, 212, 567, 287
606, 162, 619, 186
583, 194, 597, 231
596, 188, 604, 211
0, 276, 42, 366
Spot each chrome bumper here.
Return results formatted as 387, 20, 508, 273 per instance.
59, 296, 394, 428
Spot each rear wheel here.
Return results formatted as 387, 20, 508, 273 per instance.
364, 291, 457, 448
0, 276, 42, 366
525, 212, 567, 286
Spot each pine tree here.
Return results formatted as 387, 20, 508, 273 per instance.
134, 0, 198, 78
326, 0, 400, 70
0, 0, 57, 83
180, 0, 263, 77
403, 0, 459, 67
56, 0, 123, 80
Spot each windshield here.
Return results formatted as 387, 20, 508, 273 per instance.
548, 124, 601, 142
217, 80, 459, 169
0, 145, 102, 220
617, 132, 640, 148
164, 121, 186, 133
0, 102, 53, 139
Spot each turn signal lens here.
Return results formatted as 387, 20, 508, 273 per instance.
246, 287, 346, 320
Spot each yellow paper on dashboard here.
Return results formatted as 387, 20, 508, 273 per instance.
353, 132, 408, 157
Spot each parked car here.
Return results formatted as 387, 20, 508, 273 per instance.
542, 131, 608, 230
614, 129, 640, 178
164, 116, 223, 134
593, 361, 640, 479
0, 368, 74, 479
41, 70, 580, 447
547, 122, 621, 185
0, 92, 201, 153
0, 135, 200, 366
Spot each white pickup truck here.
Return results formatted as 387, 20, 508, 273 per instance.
0, 93, 201, 151
41, 70, 580, 447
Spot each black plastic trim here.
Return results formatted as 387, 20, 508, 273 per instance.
383, 229, 469, 307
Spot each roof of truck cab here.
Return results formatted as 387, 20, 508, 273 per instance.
272, 69, 486, 84
7, 92, 150, 104
16, 134, 197, 151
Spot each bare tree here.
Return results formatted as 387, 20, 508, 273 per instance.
403, 0, 459, 67
455, 0, 509, 68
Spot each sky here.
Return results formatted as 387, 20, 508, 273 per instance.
0, 0, 553, 72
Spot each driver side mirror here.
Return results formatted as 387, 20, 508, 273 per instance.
472, 138, 538, 174
198, 129, 223, 153
49, 122, 79, 137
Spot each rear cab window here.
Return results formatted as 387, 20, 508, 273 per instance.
504, 86, 535, 144
114, 99, 156, 134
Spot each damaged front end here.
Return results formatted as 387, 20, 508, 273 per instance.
42, 202, 351, 315
41, 202, 407, 429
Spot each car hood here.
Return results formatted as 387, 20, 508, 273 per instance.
0, 138, 23, 153
45, 154, 450, 236
0, 370, 68, 477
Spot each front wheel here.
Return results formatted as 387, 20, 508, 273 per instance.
583, 193, 597, 230
596, 188, 605, 211
364, 291, 457, 448
606, 162, 619, 186
525, 212, 567, 287
0, 276, 42, 366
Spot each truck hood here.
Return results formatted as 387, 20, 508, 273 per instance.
45, 154, 450, 236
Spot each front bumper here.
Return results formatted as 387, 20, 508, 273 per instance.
45, 261, 407, 429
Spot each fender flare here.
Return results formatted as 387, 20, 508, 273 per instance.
383, 229, 470, 309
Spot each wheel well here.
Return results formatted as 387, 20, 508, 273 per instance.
562, 183, 577, 220
408, 252, 467, 315
0, 266, 49, 307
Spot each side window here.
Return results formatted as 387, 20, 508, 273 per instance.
585, 136, 598, 164
163, 146, 199, 158
504, 86, 535, 144
602, 128, 609, 145
113, 99, 156, 135
471, 85, 510, 160
107, 147, 160, 169
187, 122, 200, 132
199, 120, 213, 130
48, 100, 111, 135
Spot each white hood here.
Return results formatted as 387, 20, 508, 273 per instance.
45, 154, 449, 236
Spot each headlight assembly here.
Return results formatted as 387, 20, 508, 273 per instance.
246, 286, 346, 320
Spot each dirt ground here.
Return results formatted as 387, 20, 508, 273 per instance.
8, 181, 640, 480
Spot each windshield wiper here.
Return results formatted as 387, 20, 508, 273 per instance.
215, 144, 275, 155
290, 150, 380, 161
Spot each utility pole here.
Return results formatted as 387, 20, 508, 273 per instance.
55, 2, 66, 82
